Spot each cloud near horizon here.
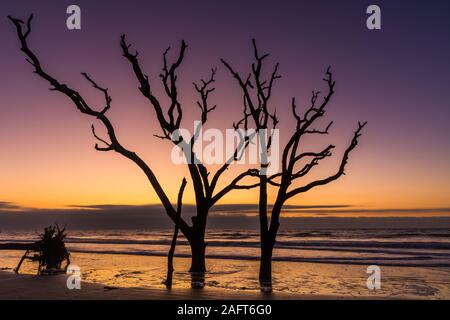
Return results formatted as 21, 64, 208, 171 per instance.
2, 200, 450, 217
1, 201, 450, 231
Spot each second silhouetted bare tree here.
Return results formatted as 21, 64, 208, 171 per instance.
222, 40, 366, 291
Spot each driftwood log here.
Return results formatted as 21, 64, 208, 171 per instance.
14, 225, 71, 275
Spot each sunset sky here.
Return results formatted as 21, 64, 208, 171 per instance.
1, 0, 450, 218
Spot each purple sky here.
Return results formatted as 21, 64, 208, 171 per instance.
0, 0, 449, 212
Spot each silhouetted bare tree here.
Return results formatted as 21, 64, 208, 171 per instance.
222, 40, 367, 291
9, 15, 259, 285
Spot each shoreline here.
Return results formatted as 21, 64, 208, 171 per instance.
1, 250, 448, 299
0, 271, 344, 300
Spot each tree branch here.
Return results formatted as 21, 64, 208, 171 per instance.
282, 69, 335, 173
91, 125, 114, 152
193, 68, 217, 124
304, 121, 333, 135
211, 169, 259, 205
286, 121, 367, 199
290, 145, 334, 179
81, 72, 112, 116
120, 34, 173, 131
9, 15, 192, 238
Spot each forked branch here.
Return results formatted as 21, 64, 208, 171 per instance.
286, 121, 367, 199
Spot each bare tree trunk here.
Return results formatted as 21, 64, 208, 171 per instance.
259, 240, 274, 292
189, 239, 206, 272
164, 224, 179, 289
189, 215, 207, 288
189, 243, 206, 288
259, 199, 282, 292
258, 173, 271, 292
164, 179, 187, 289
15, 250, 29, 274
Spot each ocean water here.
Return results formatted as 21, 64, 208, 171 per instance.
1, 228, 450, 267
1, 228, 450, 298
